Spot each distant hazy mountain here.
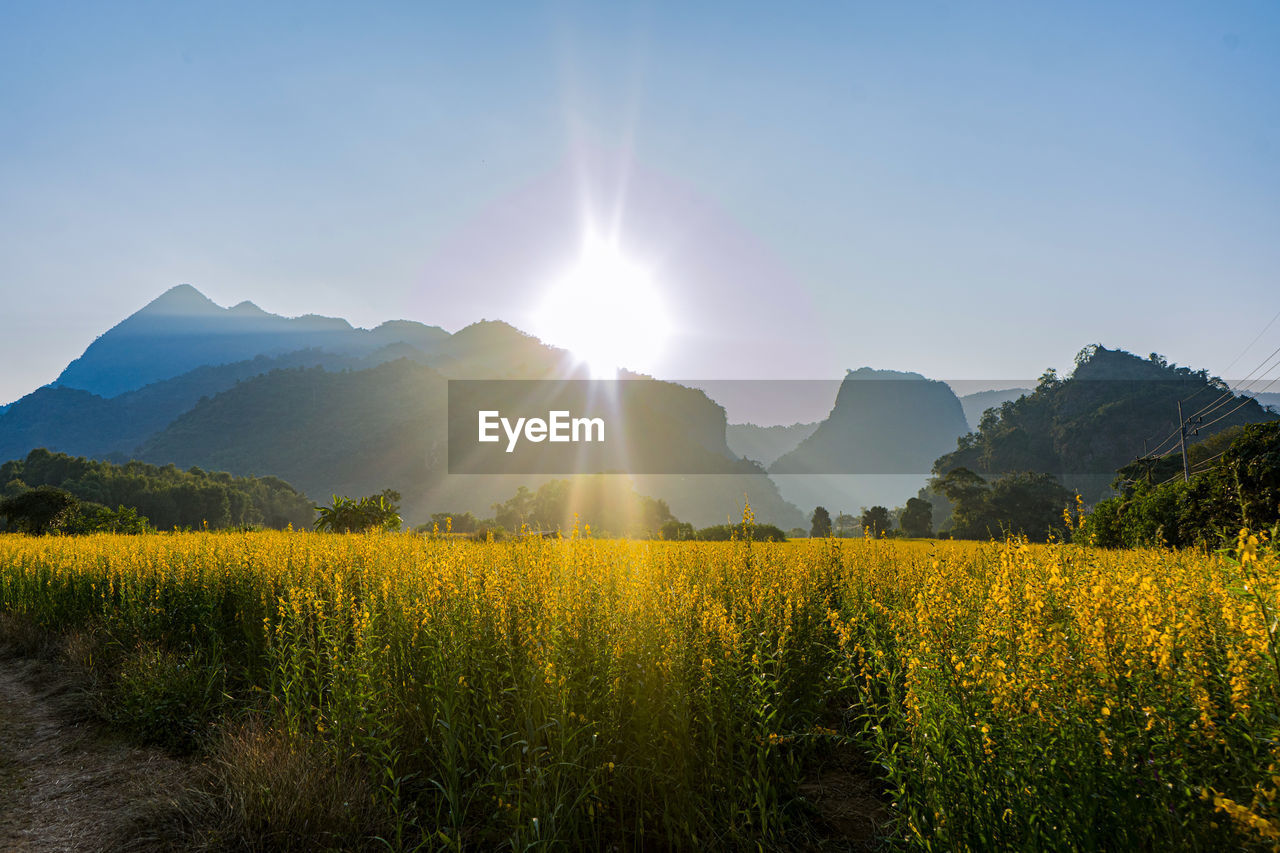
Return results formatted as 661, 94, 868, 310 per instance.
958, 388, 1031, 431
54, 284, 451, 397
725, 422, 819, 467
767, 368, 970, 514
0, 349, 375, 463
3, 284, 805, 527
771, 369, 969, 476
934, 346, 1279, 501
136, 358, 803, 528
1245, 391, 1280, 413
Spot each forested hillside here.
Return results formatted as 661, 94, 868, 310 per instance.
0, 449, 314, 530
933, 346, 1278, 501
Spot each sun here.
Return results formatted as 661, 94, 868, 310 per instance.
533, 235, 672, 378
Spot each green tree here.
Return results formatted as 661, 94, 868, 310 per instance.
933, 467, 1072, 542
493, 486, 535, 531
0, 449, 312, 530
314, 491, 402, 533
810, 505, 832, 538
932, 467, 992, 537
425, 512, 479, 534
660, 519, 695, 540
68, 503, 150, 534
860, 505, 892, 537
899, 497, 933, 538
1088, 421, 1280, 548
0, 486, 79, 534
984, 473, 1074, 541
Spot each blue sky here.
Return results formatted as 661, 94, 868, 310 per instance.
2, 1, 1278, 405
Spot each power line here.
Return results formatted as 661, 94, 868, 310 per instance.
1197, 370, 1280, 434
1128, 320, 1279, 476
1186, 340, 1280, 422
1188, 449, 1228, 476
1222, 306, 1280, 377
1180, 306, 1280, 411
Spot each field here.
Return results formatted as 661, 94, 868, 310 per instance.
1, 527, 1279, 850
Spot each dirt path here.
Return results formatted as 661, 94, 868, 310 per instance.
0, 655, 194, 853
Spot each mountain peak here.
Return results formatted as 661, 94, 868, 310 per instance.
228, 300, 269, 316
138, 284, 221, 317
845, 366, 929, 382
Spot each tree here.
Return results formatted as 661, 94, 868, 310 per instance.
1089, 421, 1280, 548
860, 506, 892, 537
810, 506, 832, 538
425, 512, 479, 534
68, 503, 150, 534
899, 497, 933, 538
984, 473, 1073, 541
932, 467, 1072, 542
834, 512, 858, 537
0, 486, 79, 534
931, 467, 992, 538
492, 486, 536, 531
314, 491, 402, 533
0, 449, 312, 530
661, 519, 695, 540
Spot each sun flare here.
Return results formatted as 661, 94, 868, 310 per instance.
533, 235, 672, 378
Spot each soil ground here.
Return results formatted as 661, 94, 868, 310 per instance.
0, 653, 193, 853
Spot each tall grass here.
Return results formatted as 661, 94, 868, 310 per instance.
0, 529, 1277, 849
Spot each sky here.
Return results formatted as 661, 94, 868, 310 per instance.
2, 1, 1279, 406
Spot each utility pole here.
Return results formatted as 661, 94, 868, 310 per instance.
1177, 401, 1190, 482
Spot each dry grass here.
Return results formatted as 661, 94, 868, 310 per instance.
0, 649, 194, 853
183, 718, 387, 852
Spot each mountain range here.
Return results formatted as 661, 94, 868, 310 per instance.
5, 286, 1275, 530
2, 286, 804, 527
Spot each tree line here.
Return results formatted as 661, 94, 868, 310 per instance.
0, 448, 315, 532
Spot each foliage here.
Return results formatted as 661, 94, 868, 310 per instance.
0, 484, 154, 535
0, 485, 80, 534
899, 497, 933, 538
810, 505, 831, 538
859, 506, 893, 537
490, 476, 675, 537
691, 522, 787, 542
107, 645, 226, 753
933, 467, 1075, 542
660, 519, 695, 540
70, 502, 151, 534
1088, 421, 1280, 548
933, 346, 1277, 502
0, 448, 313, 530
422, 512, 480, 534
2, 532, 1280, 849
313, 490, 403, 533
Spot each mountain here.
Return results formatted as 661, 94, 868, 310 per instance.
0, 349, 380, 463
53, 284, 451, 397
958, 388, 1031, 431
771, 369, 969, 476
933, 345, 1279, 501
135, 358, 804, 528
767, 368, 970, 514
1245, 391, 1280, 413
726, 422, 820, 468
